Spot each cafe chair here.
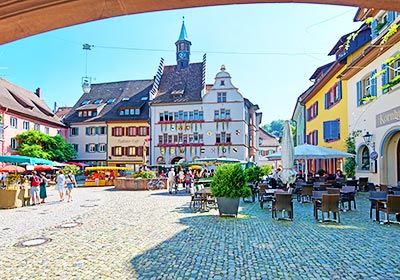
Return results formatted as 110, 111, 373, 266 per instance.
206, 195, 217, 209
300, 185, 313, 203
312, 191, 328, 219
379, 184, 389, 192
315, 194, 340, 223
377, 195, 400, 224
189, 187, 203, 209
340, 186, 356, 210
369, 191, 387, 220
327, 188, 340, 194
358, 177, 369, 192
272, 193, 293, 221
258, 184, 272, 209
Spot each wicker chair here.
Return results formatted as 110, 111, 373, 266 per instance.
300, 185, 313, 203
327, 187, 340, 194
315, 194, 340, 223
369, 191, 387, 220
312, 191, 328, 219
272, 193, 293, 220
340, 186, 356, 210
358, 177, 369, 192
377, 195, 400, 224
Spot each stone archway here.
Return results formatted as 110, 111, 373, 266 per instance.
381, 130, 400, 186
0, 0, 397, 45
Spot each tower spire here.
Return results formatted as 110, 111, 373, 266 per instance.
178, 16, 188, 41
175, 17, 191, 70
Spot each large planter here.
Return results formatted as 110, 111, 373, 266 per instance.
0, 189, 23, 209
114, 178, 167, 191
216, 197, 240, 217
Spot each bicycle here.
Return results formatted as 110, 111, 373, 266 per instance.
147, 178, 166, 190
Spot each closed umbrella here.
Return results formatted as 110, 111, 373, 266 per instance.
0, 165, 26, 173
278, 120, 297, 191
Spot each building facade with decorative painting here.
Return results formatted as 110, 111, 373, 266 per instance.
0, 79, 66, 156
340, 9, 400, 185
149, 21, 261, 166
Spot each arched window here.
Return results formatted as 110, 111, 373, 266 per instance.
360, 145, 370, 171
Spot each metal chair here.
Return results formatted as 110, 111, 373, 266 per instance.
272, 193, 293, 220
358, 177, 369, 192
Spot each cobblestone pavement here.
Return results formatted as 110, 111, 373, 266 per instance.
0, 187, 399, 280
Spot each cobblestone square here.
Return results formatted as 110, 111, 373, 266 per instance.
0, 187, 399, 279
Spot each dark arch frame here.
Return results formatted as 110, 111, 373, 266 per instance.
0, 0, 397, 45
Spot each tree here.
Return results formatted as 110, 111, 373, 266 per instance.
344, 130, 361, 178
263, 120, 284, 139
15, 130, 76, 162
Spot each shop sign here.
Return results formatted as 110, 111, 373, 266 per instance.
376, 106, 400, 127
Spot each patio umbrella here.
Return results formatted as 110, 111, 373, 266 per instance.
194, 157, 240, 166
265, 144, 355, 180
34, 164, 59, 171
0, 165, 26, 173
278, 120, 297, 191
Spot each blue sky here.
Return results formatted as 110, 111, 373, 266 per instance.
0, 3, 361, 124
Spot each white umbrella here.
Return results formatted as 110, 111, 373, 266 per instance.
265, 144, 355, 180
278, 120, 297, 190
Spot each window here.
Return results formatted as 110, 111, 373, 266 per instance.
72, 144, 78, 152
99, 126, 107, 135
323, 120, 340, 142
324, 81, 342, 109
220, 109, 225, 119
122, 97, 130, 101
86, 143, 96, 153
70, 127, 79, 136
126, 127, 137, 136
220, 80, 225, 86
159, 113, 164, 122
307, 130, 318, 145
189, 112, 194, 121
93, 99, 103, 104
107, 98, 115, 104
135, 109, 140, 115
112, 146, 123, 156
216, 133, 221, 143
138, 127, 149, 136
382, 56, 400, 93
10, 138, 17, 150
112, 127, 124, 136
217, 92, 227, 103
158, 135, 163, 145
199, 111, 204, 120
81, 100, 90, 105
214, 110, 219, 120
226, 110, 231, 120
360, 146, 370, 171
306, 102, 318, 121
371, 11, 396, 39
34, 123, 40, 131
127, 146, 135, 156
44, 127, 49, 134
10, 117, 17, 128
23, 121, 30, 130
86, 127, 97, 135
57, 129, 62, 135
98, 144, 106, 152
356, 70, 377, 106
184, 112, 188, 121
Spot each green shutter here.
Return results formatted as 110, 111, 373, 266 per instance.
356, 81, 362, 106
382, 64, 389, 94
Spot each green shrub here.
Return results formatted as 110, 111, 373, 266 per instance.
211, 164, 251, 198
244, 165, 263, 183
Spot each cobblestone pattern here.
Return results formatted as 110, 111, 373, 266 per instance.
0, 188, 399, 279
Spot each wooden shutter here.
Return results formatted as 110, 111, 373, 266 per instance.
95, 144, 99, 152
146, 127, 150, 135
85, 144, 89, 152
333, 120, 340, 140
86, 127, 90, 135
323, 121, 329, 142
382, 64, 389, 94
324, 93, 329, 109
388, 11, 395, 23
371, 19, 378, 39
337, 80, 342, 100
315, 102, 318, 117
111, 127, 115, 136
111, 147, 115, 156
356, 80, 362, 106
95, 127, 99, 135
370, 70, 377, 97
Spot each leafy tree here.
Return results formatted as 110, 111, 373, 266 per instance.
263, 120, 284, 139
244, 165, 263, 183
344, 130, 361, 178
63, 164, 82, 176
15, 130, 76, 162
260, 164, 272, 176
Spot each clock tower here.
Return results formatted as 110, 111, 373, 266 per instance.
175, 18, 191, 70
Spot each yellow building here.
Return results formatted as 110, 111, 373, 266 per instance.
301, 25, 371, 174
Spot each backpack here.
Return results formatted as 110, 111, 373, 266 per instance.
31, 175, 40, 187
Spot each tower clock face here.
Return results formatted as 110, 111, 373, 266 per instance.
178, 52, 187, 59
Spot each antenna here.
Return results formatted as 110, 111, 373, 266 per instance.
82, 43, 93, 93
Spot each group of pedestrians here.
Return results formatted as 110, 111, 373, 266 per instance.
29, 171, 48, 206
55, 170, 77, 203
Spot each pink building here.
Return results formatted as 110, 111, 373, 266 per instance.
0, 78, 67, 155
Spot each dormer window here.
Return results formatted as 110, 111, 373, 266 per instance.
122, 97, 130, 101
220, 80, 225, 86
93, 99, 103, 104
119, 107, 141, 116
81, 100, 90, 105
107, 98, 115, 104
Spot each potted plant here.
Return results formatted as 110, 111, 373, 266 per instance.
244, 165, 264, 202
210, 163, 251, 217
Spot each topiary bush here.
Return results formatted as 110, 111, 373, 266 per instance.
211, 164, 251, 198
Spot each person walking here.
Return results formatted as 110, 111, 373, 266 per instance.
39, 172, 48, 203
56, 170, 66, 202
65, 170, 77, 203
30, 171, 41, 205
168, 168, 175, 194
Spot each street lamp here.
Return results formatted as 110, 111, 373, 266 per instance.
82, 43, 92, 93
362, 131, 373, 146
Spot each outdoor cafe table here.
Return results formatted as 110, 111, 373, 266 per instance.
196, 187, 212, 211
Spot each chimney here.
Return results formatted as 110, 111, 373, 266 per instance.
54, 102, 58, 113
35, 87, 41, 98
